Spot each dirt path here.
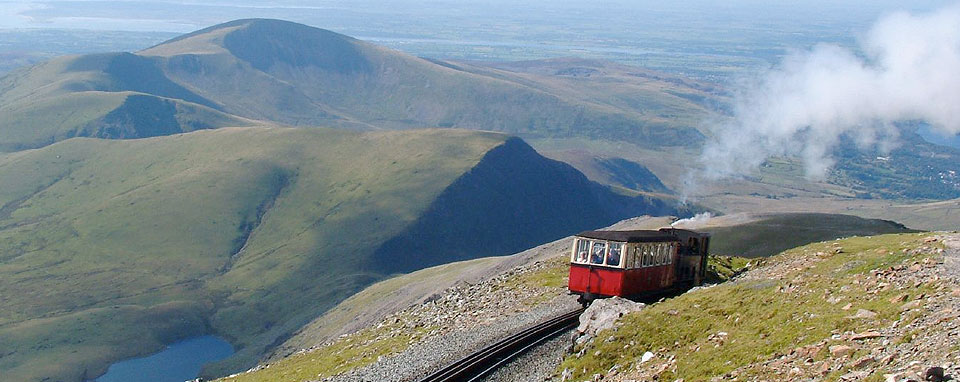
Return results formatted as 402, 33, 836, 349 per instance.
940, 233, 960, 281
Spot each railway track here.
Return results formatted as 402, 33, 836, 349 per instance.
417, 307, 585, 382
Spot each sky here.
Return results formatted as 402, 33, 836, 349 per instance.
0, 0, 953, 33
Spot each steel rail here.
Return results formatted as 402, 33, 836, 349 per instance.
417, 308, 585, 382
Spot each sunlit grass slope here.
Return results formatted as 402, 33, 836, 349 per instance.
0, 51, 252, 152
0, 127, 506, 381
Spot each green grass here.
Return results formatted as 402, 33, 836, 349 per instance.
222, 247, 571, 381
0, 127, 507, 382
559, 233, 940, 381
704, 255, 751, 283
0, 301, 210, 382
218, 313, 434, 382
508, 256, 569, 290
503, 256, 570, 306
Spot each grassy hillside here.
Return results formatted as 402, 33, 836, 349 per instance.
0, 127, 498, 381
561, 232, 953, 381
0, 51, 253, 151
144, 19, 713, 146
0, 127, 686, 382
0, 19, 714, 153
3, 18, 955, 206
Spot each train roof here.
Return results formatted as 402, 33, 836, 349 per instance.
575, 228, 710, 243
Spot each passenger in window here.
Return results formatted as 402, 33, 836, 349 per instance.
607, 243, 621, 266
576, 240, 590, 263
591, 242, 606, 264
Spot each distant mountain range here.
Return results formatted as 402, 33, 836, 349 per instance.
0, 17, 957, 382
0, 18, 713, 153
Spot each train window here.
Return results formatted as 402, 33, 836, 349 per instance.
591, 242, 606, 265
631, 246, 640, 269
667, 243, 675, 264
607, 243, 622, 267
643, 244, 653, 267
574, 239, 590, 264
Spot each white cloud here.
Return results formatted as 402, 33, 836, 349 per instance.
698, 3, 960, 180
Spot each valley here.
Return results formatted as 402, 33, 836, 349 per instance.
0, 12, 958, 382
0, 127, 685, 381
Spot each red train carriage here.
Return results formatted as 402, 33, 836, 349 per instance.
568, 228, 710, 302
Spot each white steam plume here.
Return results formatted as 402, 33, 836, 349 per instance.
699, 4, 960, 180
671, 212, 713, 229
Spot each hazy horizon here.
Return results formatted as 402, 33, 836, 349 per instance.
1, 1, 957, 79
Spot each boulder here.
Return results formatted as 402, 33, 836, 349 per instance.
829, 345, 855, 357
577, 297, 646, 337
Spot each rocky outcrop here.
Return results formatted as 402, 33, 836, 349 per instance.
576, 297, 646, 338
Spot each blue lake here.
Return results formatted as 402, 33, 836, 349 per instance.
92, 335, 234, 382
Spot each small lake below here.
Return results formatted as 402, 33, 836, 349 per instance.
92, 335, 234, 382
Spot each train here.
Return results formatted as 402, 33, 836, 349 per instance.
568, 227, 710, 302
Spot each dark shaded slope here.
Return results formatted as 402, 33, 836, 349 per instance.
65, 52, 217, 109
704, 213, 915, 258
371, 138, 687, 273
222, 19, 372, 74
596, 157, 672, 193
77, 94, 216, 138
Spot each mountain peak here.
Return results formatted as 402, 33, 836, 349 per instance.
141, 18, 371, 74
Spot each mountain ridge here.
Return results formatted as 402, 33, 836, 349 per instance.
0, 18, 713, 153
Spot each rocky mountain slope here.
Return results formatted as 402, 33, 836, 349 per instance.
564, 232, 960, 382
211, 213, 928, 382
